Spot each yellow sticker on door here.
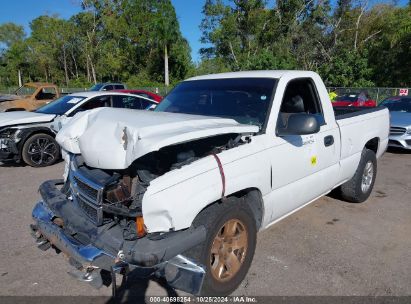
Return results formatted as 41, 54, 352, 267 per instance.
311, 156, 317, 166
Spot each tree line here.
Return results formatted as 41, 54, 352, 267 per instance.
0, 0, 192, 88
0, 0, 410, 89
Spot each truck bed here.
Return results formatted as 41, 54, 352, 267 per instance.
333, 106, 385, 120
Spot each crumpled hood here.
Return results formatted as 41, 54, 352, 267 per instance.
390, 111, 411, 128
0, 111, 56, 128
57, 107, 259, 169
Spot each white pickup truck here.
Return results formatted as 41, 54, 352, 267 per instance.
31, 71, 389, 296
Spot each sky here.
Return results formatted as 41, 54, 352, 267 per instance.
0, 0, 205, 62
0, 0, 408, 63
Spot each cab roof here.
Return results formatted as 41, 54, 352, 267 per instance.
186, 70, 319, 81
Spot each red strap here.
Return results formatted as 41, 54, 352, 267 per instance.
212, 153, 226, 198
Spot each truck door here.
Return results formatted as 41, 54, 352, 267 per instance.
267, 78, 340, 222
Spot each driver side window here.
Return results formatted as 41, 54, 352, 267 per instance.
69, 95, 111, 117
277, 78, 325, 129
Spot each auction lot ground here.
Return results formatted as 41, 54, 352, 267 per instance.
0, 150, 410, 298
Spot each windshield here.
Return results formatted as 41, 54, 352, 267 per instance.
89, 84, 104, 91
15, 85, 36, 96
155, 78, 277, 129
35, 95, 86, 115
380, 98, 411, 112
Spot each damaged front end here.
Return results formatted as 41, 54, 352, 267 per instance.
30, 152, 208, 294
0, 128, 21, 161
32, 109, 257, 294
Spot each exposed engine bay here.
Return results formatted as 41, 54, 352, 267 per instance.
67, 133, 249, 241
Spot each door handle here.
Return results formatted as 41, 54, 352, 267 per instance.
324, 135, 334, 147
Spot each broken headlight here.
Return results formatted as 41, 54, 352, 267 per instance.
0, 128, 20, 139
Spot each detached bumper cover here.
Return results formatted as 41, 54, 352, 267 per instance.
31, 180, 206, 295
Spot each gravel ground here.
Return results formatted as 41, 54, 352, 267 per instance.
0, 149, 410, 298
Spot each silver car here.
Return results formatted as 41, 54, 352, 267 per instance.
380, 96, 411, 149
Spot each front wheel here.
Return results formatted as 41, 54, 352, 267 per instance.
21, 133, 60, 167
185, 198, 257, 295
340, 148, 377, 203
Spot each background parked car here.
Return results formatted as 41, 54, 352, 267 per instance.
332, 91, 376, 107
114, 89, 163, 103
380, 96, 411, 150
0, 83, 60, 112
89, 83, 126, 91
0, 92, 156, 167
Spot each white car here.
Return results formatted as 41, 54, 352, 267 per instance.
0, 91, 156, 167
31, 71, 389, 295
379, 96, 411, 149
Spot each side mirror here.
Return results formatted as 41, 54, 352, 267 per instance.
277, 113, 320, 136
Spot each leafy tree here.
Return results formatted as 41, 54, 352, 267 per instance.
0, 0, 192, 88
199, 0, 410, 87
0, 23, 26, 86
0, 23, 25, 48
367, 5, 411, 86
0, 0, 409, 89
151, 0, 180, 86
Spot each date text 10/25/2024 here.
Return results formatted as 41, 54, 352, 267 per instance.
148, 296, 258, 303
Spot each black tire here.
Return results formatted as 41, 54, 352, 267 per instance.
21, 133, 60, 167
340, 148, 377, 203
185, 197, 257, 296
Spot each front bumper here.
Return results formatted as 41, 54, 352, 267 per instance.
388, 133, 411, 150
31, 180, 206, 295
0, 138, 19, 161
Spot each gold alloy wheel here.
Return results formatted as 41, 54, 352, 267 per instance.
210, 219, 248, 282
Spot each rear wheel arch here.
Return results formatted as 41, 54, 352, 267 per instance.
365, 137, 379, 154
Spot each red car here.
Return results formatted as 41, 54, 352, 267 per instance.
113, 89, 163, 103
332, 92, 376, 107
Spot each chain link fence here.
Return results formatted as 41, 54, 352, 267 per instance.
1, 86, 408, 104
326, 87, 408, 105
0, 86, 169, 96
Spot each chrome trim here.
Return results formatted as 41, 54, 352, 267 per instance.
161, 255, 206, 296
75, 194, 104, 226
67, 157, 105, 225
390, 126, 406, 135
32, 200, 206, 295
70, 161, 104, 204
32, 201, 115, 267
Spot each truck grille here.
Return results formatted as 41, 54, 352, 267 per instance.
73, 176, 99, 201
70, 171, 104, 225
77, 196, 99, 223
390, 127, 406, 135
